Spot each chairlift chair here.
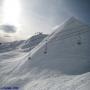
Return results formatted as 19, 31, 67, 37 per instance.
77, 33, 82, 45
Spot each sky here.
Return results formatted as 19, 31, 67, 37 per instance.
0, 0, 90, 41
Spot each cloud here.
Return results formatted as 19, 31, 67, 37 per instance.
0, 0, 3, 6
0, 25, 16, 33
0, 31, 17, 42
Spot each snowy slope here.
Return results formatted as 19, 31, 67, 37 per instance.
0, 17, 90, 90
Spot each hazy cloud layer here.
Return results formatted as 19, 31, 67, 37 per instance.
0, 0, 89, 40
0, 0, 3, 6
0, 25, 16, 33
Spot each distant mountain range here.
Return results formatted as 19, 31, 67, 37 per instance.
0, 33, 48, 53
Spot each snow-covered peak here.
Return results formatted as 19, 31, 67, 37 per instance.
50, 17, 90, 42
54, 17, 89, 34
20, 33, 48, 52
64, 17, 86, 27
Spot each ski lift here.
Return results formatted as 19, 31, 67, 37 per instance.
44, 40, 48, 54
77, 33, 82, 45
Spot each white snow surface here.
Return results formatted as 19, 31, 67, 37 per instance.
0, 17, 90, 90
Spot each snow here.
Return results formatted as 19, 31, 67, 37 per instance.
0, 17, 90, 90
